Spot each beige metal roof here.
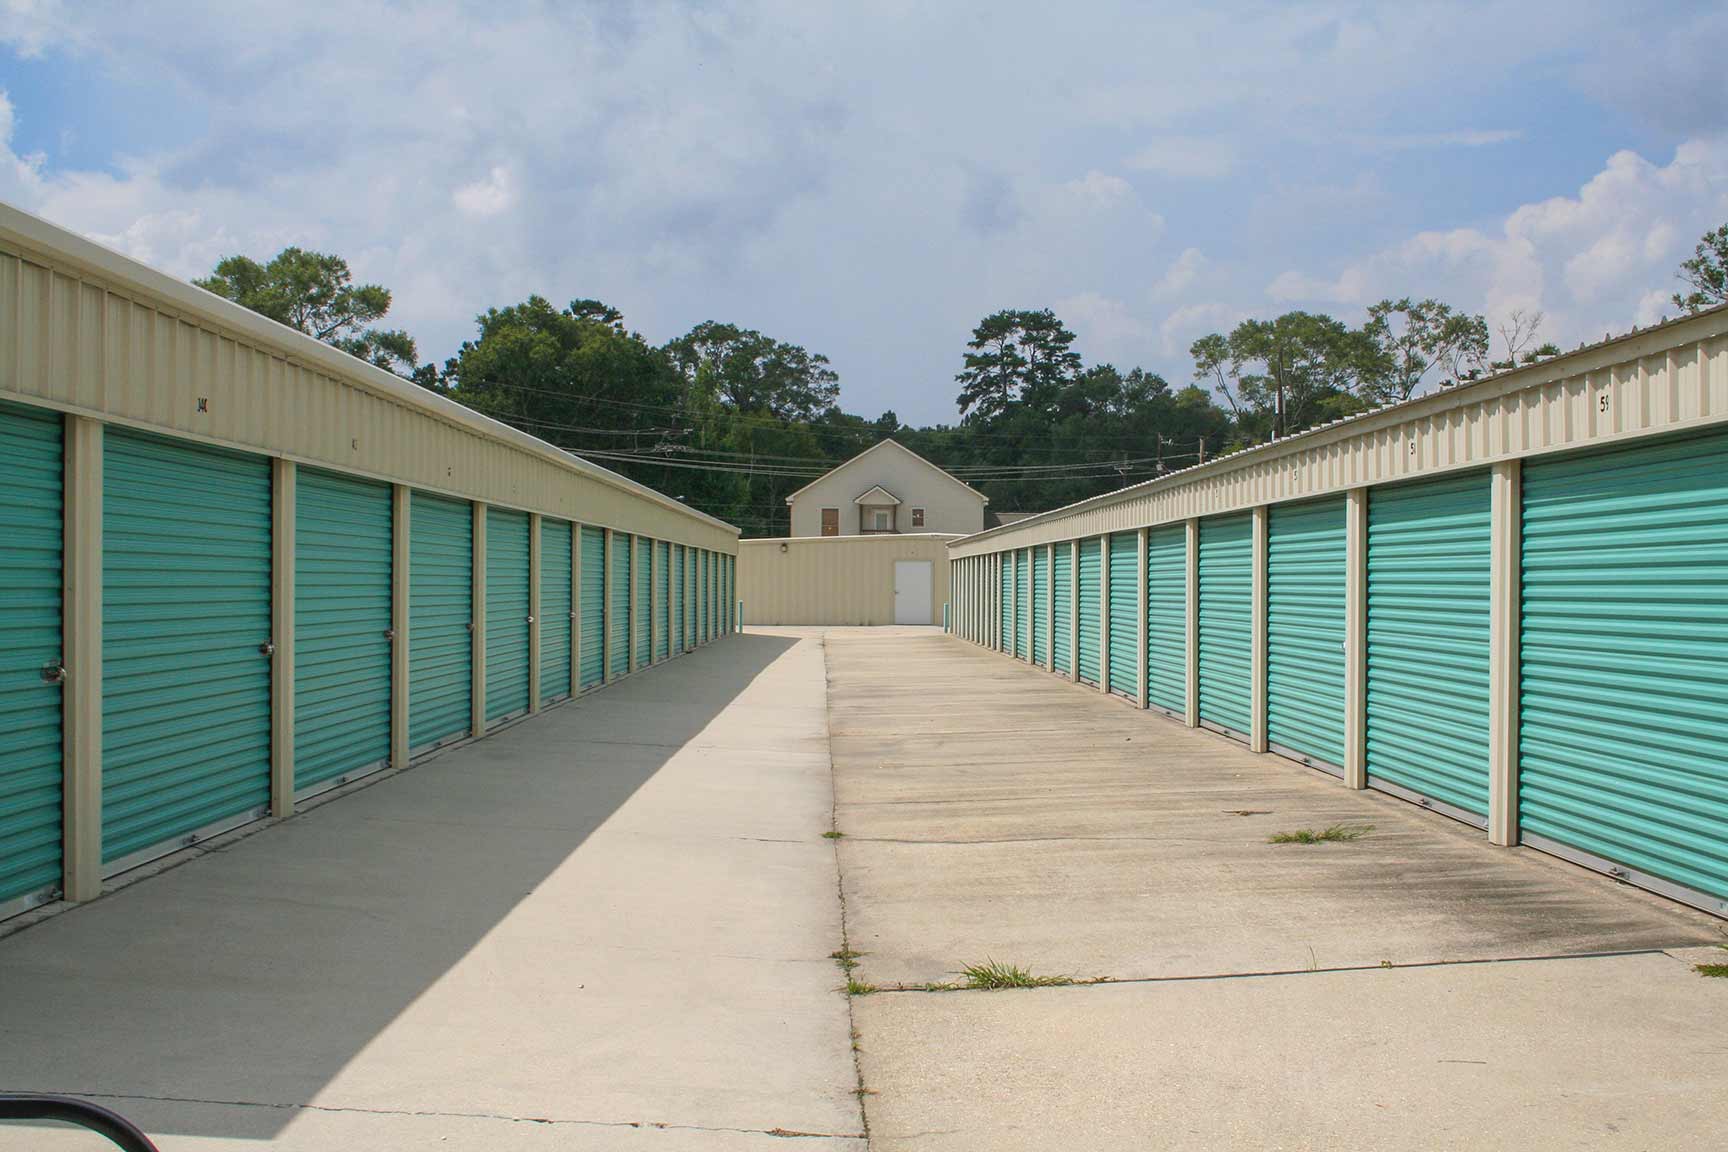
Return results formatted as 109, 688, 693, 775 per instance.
783, 437, 988, 504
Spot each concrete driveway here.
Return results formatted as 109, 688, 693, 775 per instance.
825, 629, 1727, 1151
1, 626, 1723, 1151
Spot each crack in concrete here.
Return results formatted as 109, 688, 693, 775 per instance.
861, 947, 1682, 995
25, 1089, 866, 1141
822, 635, 875, 1148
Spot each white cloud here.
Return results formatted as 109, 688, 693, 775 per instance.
453, 166, 514, 218
1158, 301, 1244, 358
1264, 138, 1728, 346
1060, 169, 1132, 210
1057, 290, 1148, 347
1357, 128, 1524, 152
1153, 247, 1206, 299
1126, 136, 1235, 180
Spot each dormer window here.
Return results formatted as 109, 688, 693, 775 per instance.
854, 485, 901, 533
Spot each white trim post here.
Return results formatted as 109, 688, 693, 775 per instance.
569, 524, 580, 697
1488, 459, 1522, 845
62, 415, 103, 903
602, 529, 614, 685
1343, 488, 1368, 789
1184, 518, 1199, 728
271, 458, 296, 816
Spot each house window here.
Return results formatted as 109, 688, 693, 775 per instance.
821, 507, 839, 536
871, 508, 892, 531
911, 508, 925, 528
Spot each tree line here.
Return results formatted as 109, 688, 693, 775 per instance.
194, 225, 1728, 534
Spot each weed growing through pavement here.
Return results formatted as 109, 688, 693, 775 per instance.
1269, 823, 1372, 845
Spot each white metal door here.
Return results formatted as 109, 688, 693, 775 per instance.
894, 560, 933, 624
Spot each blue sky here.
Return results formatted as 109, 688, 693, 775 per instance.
3, 1, 1726, 426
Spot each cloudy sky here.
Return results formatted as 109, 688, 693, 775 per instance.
3, 1, 1726, 425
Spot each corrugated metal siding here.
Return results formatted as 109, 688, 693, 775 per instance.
295, 468, 392, 794
0, 233, 738, 555
634, 535, 652, 662
102, 431, 271, 868
409, 492, 473, 751
1266, 498, 1347, 769
655, 540, 671, 660
1197, 514, 1253, 738
0, 402, 62, 911
1365, 472, 1491, 819
485, 507, 531, 722
1031, 547, 1049, 666
1108, 532, 1139, 699
1015, 549, 1030, 659
1146, 524, 1186, 716
579, 526, 604, 688
1077, 538, 1102, 684
540, 518, 572, 703
1052, 544, 1073, 674
610, 535, 631, 677
949, 315, 1728, 559
1520, 431, 1728, 905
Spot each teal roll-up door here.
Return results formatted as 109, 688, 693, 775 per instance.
0, 403, 63, 914
1366, 472, 1491, 823
672, 544, 686, 652
635, 536, 652, 663
1197, 514, 1252, 739
295, 469, 392, 797
655, 540, 671, 660
579, 526, 604, 689
1015, 550, 1030, 659
1108, 532, 1139, 700
1052, 543, 1073, 675
541, 519, 573, 704
996, 555, 1011, 652
1077, 538, 1102, 685
485, 507, 531, 723
1146, 524, 1186, 718
610, 534, 631, 677
103, 431, 272, 871
1520, 432, 1728, 911
1267, 498, 1347, 772
409, 492, 473, 753
1031, 548, 1049, 666
699, 550, 710, 642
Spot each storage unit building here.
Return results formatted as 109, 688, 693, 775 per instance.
0, 203, 737, 922
1107, 532, 1138, 700
944, 295, 1728, 919
1077, 537, 1101, 685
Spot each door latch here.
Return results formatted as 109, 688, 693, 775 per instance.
259, 640, 276, 657
40, 658, 66, 684
526, 615, 535, 624
384, 628, 396, 641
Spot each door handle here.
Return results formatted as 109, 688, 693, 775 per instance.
259, 640, 276, 657
40, 659, 66, 685
384, 628, 396, 641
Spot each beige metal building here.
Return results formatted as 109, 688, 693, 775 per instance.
784, 438, 987, 536
950, 303, 1728, 919
737, 534, 958, 625
0, 202, 739, 924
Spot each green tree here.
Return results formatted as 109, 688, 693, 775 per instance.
662, 321, 840, 422
1191, 312, 1374, 441
1673, 223, 1728, 314
1360, 298, 1489, 401
195, 246, 420, 376
954, 308, 1082, 422
1486, 309, 1560, 373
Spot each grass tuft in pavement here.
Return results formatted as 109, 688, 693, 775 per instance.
1269, 823, 1373, 845
1697, 946, 1728, 978
822, 830, 845, 839
831, 948, 862, 974
959, 959, 1074, 990
845, 976, 879, 996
